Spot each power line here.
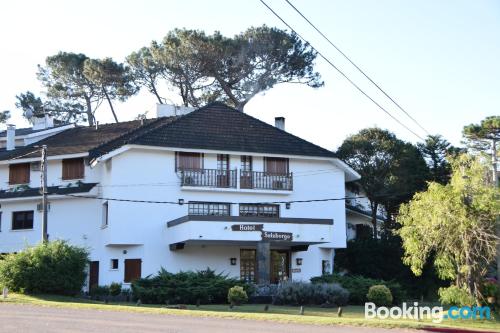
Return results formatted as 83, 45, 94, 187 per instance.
259, 0, 425, 141
283, 0, 431, 136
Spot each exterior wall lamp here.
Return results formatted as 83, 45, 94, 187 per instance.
285, 202, 291, 209
178, 199, 185, 205
296, 258, 303, 266
230, 258, 237, 265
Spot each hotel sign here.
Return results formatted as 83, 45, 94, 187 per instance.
231, 224, 263, 231
261, 231, 293, 241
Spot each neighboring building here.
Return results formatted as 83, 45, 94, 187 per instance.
0, 103, 359, 289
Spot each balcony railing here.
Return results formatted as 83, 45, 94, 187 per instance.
180, 168, 237, 188
240, 171, 293, 191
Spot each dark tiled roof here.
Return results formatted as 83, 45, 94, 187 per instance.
0, 120, 158, 161
0, 182, 98, 199
90, 103, 336, 160
1, 103, 336, 162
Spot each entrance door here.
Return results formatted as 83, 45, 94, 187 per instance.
270, 250, 289, 283
217, 154, 230, 187
240, 249, 257, 282
89, 261, 99, 290
124, 259, 142, 283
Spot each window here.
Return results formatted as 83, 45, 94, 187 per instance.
188, 202, 230, 216
175, 152, 203, 171
322, 260, 331, 275
102, 201, 109, 227
241, 156, 253, 172
110, 259, 119, 270
239, 204, 279, 218
240, 249, 256, 282
217, 154, 229, 171
9, 163, 30, 185
124, 259, 142, 283
264, 157, 289, 175
62, 158, 84, 180
12, 211, 34, 230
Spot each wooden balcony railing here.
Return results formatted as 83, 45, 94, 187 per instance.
240, 171, 293, 191
180, 168, 237, 188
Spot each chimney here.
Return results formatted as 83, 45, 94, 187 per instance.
274, 117, 285, 131
6, 124, 15, 150
156, 104, 195, 118
32, 114, 54, 130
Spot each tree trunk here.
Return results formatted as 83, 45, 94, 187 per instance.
492, 139, 500, 283
85, 96, 94, 126
103, 87, 119, 123
150, 83, 163, 104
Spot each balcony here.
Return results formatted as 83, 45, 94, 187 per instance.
240, 171, 293, 191
180, 168, 237, 188
179, 168, 293, 191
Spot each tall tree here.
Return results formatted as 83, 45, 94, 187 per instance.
126, 47, 166, 104
336, 128, 428, 236
417, 135, 461, 185
134, 26, 322, 109
37, 52, 101, 126
83, 58, 138, 123
397, 154, 499, 301
15, 91, 85, 123
463, 116, 500, 186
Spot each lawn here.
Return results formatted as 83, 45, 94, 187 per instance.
1, 293, 499, 331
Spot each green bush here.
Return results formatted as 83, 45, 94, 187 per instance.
90, 285, 110, 297
438, 285, 475, 307
482, 280, 499, 298
109, 282, 122, 297
228, 286, 248, 305
273, 281, 349, 306
0, 241, 89, 295
367, 285, 393, 306
311, 274, 404, 304
131, 268, 250, 304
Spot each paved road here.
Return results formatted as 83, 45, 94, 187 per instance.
0, 303, 417, 333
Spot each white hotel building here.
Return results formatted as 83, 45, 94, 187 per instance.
0, 103, 363, 289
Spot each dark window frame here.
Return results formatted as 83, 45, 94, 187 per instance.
263, 157, 289, 175
110, 259, 119, 270
240, 249, 257, 283
12, 211, 34, 230
239, 204, 280, 218
188, 202, 231, 216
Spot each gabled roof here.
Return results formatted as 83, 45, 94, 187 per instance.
90, 103, 336, 160
0, 124, 69, 138
0, 103, 337, 163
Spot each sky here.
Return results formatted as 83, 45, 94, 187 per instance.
0, 0, 499, 150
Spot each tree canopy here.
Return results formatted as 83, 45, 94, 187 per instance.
337, 128, 429, 235
0, 110, 10, 124
397, 154, 499, 300
417, 134, 462, 185
130, 26, 322, 110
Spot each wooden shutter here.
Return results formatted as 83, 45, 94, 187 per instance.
124, 259, 142, 283
62, 158, 84, 180
176, 152, 203, 171
9, 163, 30, 185
264, 157, 289, 175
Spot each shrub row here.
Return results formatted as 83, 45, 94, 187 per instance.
131, 268, 250, 304
273, 281, 349, 306
311, 274, 404, 305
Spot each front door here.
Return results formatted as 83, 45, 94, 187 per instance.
270, 250, 289, 283
89, 261, 99, 290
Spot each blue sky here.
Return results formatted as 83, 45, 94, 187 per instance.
0, 0, 498, 149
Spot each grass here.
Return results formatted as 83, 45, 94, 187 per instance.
1, 293, 500, 331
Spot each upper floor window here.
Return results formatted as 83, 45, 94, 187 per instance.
241, 156, 252, 172
239, 204, 280, 218
175, 152, 203, 171
62, 158, 85, 180
264, 157, 289, 175
12, 211, 34, 230
9, 163, 30, 185
102, 201, 109, 227
188, 202, 230, 216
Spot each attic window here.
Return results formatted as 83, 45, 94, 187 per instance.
62, 158, 84, 180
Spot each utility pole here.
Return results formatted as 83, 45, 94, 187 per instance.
40, 145, 48, 243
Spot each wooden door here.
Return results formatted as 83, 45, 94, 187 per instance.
89, 261, 99, 290
270, 250, 290, 283
124, 259, 142, 283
